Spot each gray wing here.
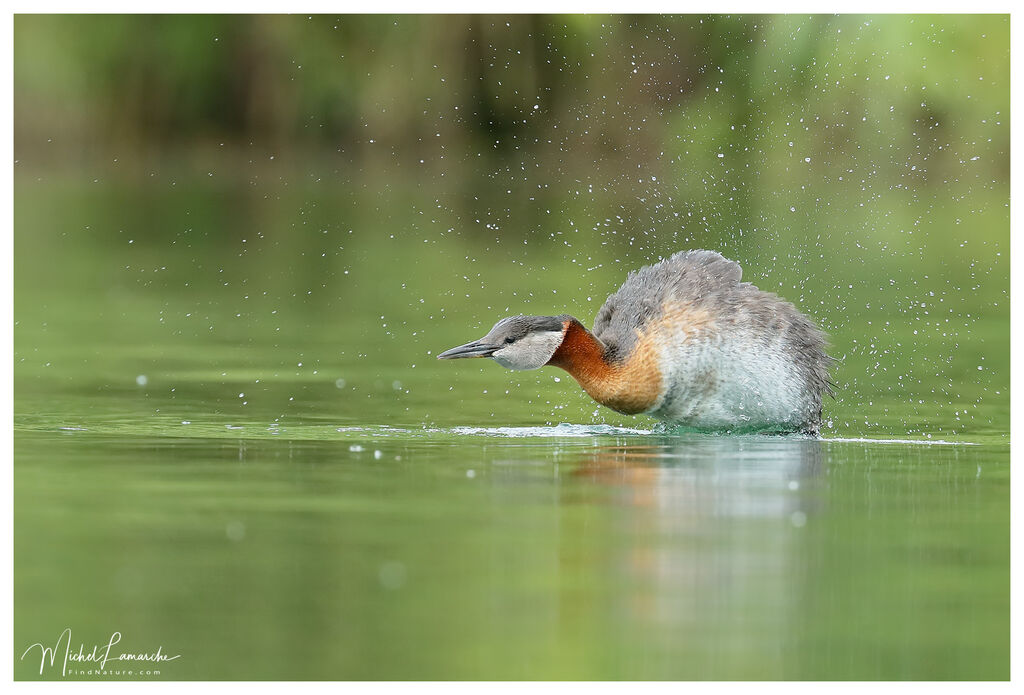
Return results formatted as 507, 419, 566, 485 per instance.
592, 249, 743, 360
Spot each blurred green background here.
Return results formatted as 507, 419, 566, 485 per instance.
14, 15, 1009, 680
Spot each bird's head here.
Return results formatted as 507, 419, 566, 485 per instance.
437, 315, 568, 370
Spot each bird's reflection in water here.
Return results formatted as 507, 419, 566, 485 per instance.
573, 434, 823, 517
561, 435, 825, 665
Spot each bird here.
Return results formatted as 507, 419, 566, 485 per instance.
437, 249, 833, 434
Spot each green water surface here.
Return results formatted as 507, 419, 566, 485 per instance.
14, 174, 1009, 679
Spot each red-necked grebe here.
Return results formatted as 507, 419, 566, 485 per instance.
438, 249, 833, 434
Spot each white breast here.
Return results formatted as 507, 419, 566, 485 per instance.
645, 325, 813, 431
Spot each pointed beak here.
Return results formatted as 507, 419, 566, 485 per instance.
437, 339, 498, 360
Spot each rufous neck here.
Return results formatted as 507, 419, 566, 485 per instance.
546, 318, 611, 379
545, 317, 660, 415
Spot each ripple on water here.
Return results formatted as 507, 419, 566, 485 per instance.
821, 436, 976, 446
445, 424, 654, 438
24, 420, 977, 446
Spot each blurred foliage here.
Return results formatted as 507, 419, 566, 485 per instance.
15, 14, 1008, 188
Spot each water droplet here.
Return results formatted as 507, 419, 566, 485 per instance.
225, 521, 246, 542
378, 561, 407, 590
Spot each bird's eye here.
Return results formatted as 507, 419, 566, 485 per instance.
504, 336, 516, 344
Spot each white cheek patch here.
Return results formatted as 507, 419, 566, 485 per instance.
491, 331, 564, 370
491, 352, 520, 370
